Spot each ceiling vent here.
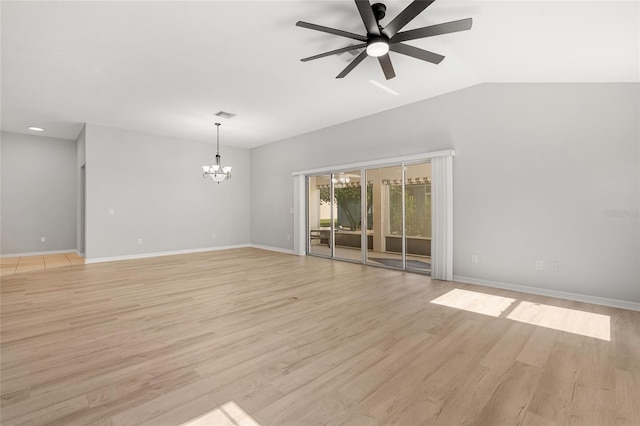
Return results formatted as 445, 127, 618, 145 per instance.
215, 111, 236, 119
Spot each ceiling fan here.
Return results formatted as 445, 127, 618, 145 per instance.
296, 0, 472, 80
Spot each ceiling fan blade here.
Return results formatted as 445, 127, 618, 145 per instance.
301, 43, 367, 62
390, 43, 444, 64
296, 21, 367, 42
391, 18, 473, 43
355, 0, 380, 36
381, 0, 435, 38
378, 54, 396, 80
336, 50, 368, 78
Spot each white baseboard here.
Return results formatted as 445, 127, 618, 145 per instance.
250, 244, 295, 255
0, 249, 77, 258
85, 244, 251, 264
453, 275, 640, 312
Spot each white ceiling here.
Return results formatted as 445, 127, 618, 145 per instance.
1, 1, 638, 148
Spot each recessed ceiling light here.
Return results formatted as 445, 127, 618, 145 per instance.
28, 126, 44, 132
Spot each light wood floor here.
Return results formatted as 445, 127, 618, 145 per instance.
1, 248, 638, 425
1, 252, 84, 276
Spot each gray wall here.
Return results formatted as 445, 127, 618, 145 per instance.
1, 131, 77, 254
85, 124, 251, 260
251, 83, 640, 303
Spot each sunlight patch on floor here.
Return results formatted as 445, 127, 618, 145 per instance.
430, 289, 612, 341
430, 288, 516, 317
180, 401, 261, 426
507, 301, 611, 341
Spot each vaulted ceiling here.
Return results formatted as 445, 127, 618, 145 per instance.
1, 1, 638, 148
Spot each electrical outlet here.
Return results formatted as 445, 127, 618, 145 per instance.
137, 238, 143, 244
287, 234, 291, 241
109, 208, 115, 215
212, 233, 216, 239
471, 254, 478, 264
535, 260, 544, 270
40, 236, 46, 243
550, 261, 559, 271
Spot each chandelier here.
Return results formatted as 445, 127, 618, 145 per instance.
332, 174, 350, 186
202, 123, 232, 183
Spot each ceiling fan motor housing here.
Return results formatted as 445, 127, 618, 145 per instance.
371, 3, 386, 22
367, 3, 389, 57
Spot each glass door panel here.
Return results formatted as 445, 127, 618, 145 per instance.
307, 162, 432, 275
365, 165, 403, 269
404, 162, 432, 274
307, 175, 332, 257
332, 170, 365, 262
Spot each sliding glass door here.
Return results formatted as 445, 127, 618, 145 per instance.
332, 170, 366, 263
365, 165, 404, 269
307, 161, 431, 274
307, 174, 332, 257
403, 163, 431, 273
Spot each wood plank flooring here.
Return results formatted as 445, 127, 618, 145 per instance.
1, 248, 638, 425
1, 253, 84, 276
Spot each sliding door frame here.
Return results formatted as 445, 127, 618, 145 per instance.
294, 150, 454, 278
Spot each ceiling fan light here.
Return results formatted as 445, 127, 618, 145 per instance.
366, 38, 389, 57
